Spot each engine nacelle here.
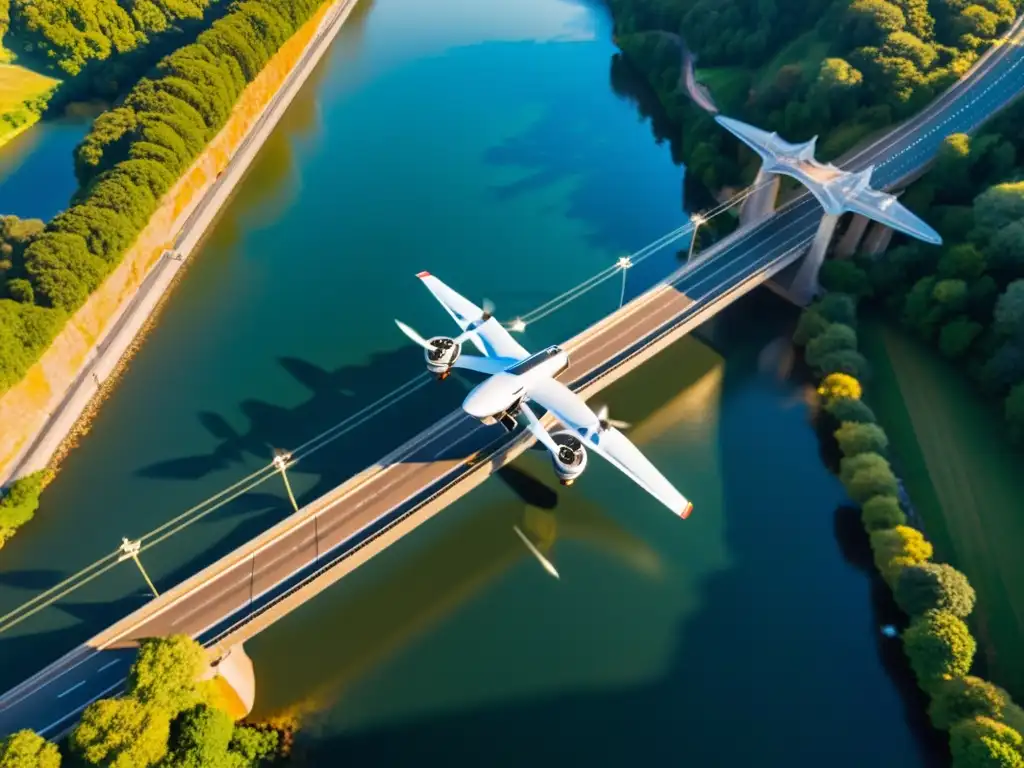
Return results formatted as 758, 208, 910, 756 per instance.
550, 430, 587, 486
424, 337, 461, 378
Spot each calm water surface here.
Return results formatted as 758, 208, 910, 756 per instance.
0, 0, 940, 763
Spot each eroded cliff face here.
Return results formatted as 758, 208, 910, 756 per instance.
0, 1, 334, 480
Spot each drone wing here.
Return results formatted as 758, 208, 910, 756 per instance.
416, 272, 529, 361
527, 377, 693, 519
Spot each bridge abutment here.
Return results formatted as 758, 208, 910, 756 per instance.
203, 643, 257, 719
861, 220, 895, 256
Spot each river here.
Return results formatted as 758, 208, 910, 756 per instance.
0, 0, 940, 763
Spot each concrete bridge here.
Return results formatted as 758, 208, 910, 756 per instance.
3, 13, 1024, 738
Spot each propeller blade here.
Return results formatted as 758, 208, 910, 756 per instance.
513, 525, 560, 579
594, 404, 630, 431
520, 402, 562, 456
481, 297, 495, 321
395, 320, 434, 351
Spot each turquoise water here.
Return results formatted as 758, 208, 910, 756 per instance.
0, 0, 942, 763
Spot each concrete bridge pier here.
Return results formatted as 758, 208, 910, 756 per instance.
790, 213, 840, 305
861, 220, 895, 256
203, 643, 257, 719
835, 214, 870, 258
739, 167, 781, 226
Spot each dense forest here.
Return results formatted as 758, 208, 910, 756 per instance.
608, 0, 1020, 189
0, 0, 329, 394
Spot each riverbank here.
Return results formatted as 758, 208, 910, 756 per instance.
0, 0, 361, 489
860, 317, 1024, 700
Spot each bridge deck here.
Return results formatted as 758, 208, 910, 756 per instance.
3, 10, 1024, 738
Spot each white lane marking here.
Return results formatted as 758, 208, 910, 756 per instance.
56, 681, 85, 699
38, 679, 123, 736
97, 659, 120, 673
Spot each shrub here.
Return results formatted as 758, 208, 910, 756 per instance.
835, 421, 889, 456
930, 676, 1014, 730
949, 716, 1024, 768
840, 451, 899, 503
861, 495, 906, 530
903, 610, 977, 690
825, 396, 876, 423
815, 292, 858, 325
806, 324, 858, 369
814, 349, 870, 378
793, 309, 830, 346
895, 562, 977, 618
127, 636, 208, 716
820, 259, 872, 297
818, 373, 863, 402
6, 279, 32, 304
164, 704, 234, 768
230, 726, 280, 762
870, 525, 933, 585
0, 471, 48, 547
72, 697, 170, 768
0, 730, 61, 768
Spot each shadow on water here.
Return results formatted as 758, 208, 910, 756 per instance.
0, 487, 285, 690
292, 290, 948, 767
137, 345, 481, 503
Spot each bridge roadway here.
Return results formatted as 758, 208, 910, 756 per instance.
3, 15, 1024, 739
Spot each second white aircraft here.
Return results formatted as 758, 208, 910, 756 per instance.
395, 271, 694, 519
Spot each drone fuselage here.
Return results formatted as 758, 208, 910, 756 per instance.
460, 346, 597, 435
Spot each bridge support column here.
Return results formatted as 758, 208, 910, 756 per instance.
791, 213, 839, 306
861, 221, 894, 257
203, 643, 256, 719
739, 167, 780, 227
835, 214, 870, 259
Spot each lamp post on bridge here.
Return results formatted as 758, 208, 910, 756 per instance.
273, 450, 299, 513
687, 213, 706, 263
617, 256, 633, 308
118, 537, 159, 598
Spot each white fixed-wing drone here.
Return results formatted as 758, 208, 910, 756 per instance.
395, 271, 694, 520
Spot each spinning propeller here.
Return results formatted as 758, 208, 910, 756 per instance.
394, 297, 497, 351
595, 404, 630, 432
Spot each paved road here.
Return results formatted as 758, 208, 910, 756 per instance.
3, 15, 1024, 740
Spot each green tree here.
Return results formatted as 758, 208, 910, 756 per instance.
0, 471, 47, 547
841, 451, 899, 503
793, 309, 830, 346
949, 716, 1024, 768
71, 696, 170, 768
820, 260, 872, 297
816, 292, 858, 325
163, 704, 241, 768
835, 421, 889, 456
993, 280, 1024, 337
228, 726, 279, 764
861, 495, 906, 531
895, 562, 977, 617
1006, 382, 1024, 444
870, 525, 933, 584
940, 316, 984, 359
933, 133, 973, 190
903, 610, 977, 690
974, 181, 1024, 239
0, 730, 60, 768
826, 396, 877, 423
939, 243, 987, 280
814, 349, 870, 378
127, 635, 208, 715
930, 676, 1015, 730
806, 323, 858, 369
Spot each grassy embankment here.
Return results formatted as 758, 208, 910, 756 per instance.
861, 316, 1024, 699
0, 58, 60, 147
